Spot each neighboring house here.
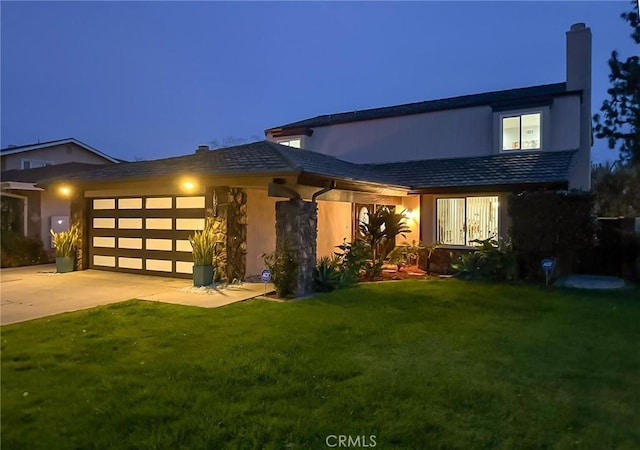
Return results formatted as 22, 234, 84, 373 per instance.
43, 24, 591, 291
1, 138, 119, 250
266, 23, 592, 247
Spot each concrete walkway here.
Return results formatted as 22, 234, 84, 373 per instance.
554, 274, 628, 290
0, 264, 274, 325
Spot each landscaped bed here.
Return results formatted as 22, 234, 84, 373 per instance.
2, 280, 639, 449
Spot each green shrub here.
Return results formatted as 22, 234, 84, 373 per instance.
262, 247, 297, 298
334, 240, 373, 284
451, 237, 516, 282
387, 240, 425, 270
313, 256, 342, 292
1, 231, 50, 267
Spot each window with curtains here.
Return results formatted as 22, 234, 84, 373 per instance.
436, 196, 499, 245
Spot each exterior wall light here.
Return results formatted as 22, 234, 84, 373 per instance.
405, 208, 419, 221
59, 186, 71, 196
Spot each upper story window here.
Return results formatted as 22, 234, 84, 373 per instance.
277, 138, 301, 148
21, 159, 54, 169
501, 112, 541, 151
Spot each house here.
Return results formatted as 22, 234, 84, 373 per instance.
1, 138, 119, 250
265, 23, 592, 248
42, 23, 591, 295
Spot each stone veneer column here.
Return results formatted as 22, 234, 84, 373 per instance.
275, 198, 317, 297
206, 186, 247, 282
226, 188, 247, 282
69, 191, 88, 270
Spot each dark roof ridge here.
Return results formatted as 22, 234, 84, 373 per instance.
267, 82, 577, 132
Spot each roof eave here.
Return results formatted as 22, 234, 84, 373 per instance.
0, 138, 119, 163
408, 180, 569, 195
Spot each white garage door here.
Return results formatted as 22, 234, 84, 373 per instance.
89, 195, 206, 278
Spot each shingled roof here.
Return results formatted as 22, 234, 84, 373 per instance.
45, 141, 576, 193
2, 162, 109, 183
266, 83, 575, 132
47, 141, 403, 188
369, 150, 576, 191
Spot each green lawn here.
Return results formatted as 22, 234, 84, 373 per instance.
2, 280, 639, 449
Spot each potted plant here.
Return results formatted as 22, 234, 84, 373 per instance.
189, 224, 219, 287
50, 225, 80, 273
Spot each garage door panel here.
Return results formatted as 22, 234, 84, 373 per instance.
145, 197, 173, 209
93, 237, 116, 248
146, 259, 173, 272
118, 257, 143, 269
117, 237, 143, 249
117, 198, 143, 209
93, 218, 116, 229
176, 196, 205, 209
93, 199, 116, 210
89, 195, 204, 279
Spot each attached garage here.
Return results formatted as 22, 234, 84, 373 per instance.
88, 194, 206, 279
49, 141, 413, 289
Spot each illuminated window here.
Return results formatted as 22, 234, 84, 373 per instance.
437, 196, 499, 246
501, 112, 541, 151
277, 138, 301, 148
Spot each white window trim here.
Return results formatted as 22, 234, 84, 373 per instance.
499, 110, 543, 153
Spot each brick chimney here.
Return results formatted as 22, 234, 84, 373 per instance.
566, 22, 592, 191
195, 144, 209, 154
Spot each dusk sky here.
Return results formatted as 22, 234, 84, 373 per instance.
1, 1, 637, 164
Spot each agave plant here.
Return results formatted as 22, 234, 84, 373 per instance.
189, 224, 219, 266
50, 225, 80, 257
313, 255, 342, 292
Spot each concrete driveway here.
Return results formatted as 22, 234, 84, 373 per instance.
1, 264, 273, 325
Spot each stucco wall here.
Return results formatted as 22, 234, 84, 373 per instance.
1, 143, 112, 170
420, 195, 436, 245
316, 200, 352, 258
398, 196, 420, 245
246, 188, 278, 277
39, 191, 70, 248
295, 106, 493, 163
245, 191, 352, 275
549, 96, 581, 151
268, 94, 585, 170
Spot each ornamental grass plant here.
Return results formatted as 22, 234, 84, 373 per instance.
188, 224, 219, 266
49, 225, 80, 257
